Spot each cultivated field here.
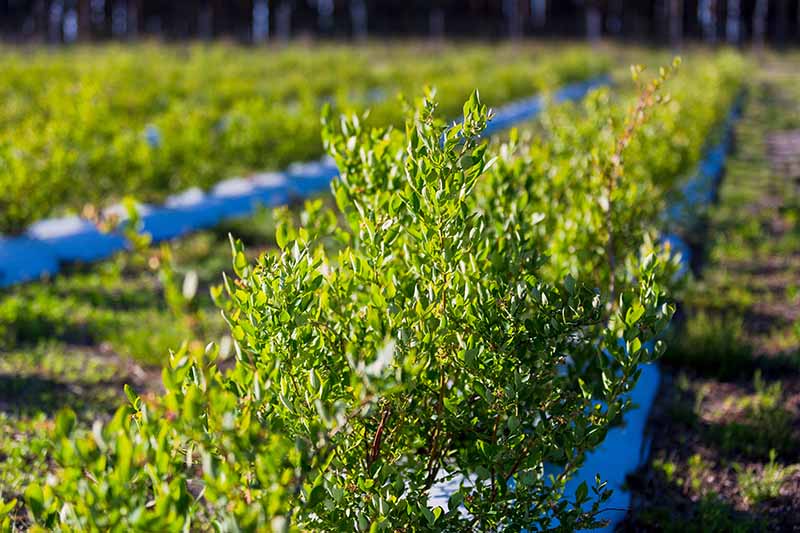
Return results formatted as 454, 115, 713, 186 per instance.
1, 43, 798, 532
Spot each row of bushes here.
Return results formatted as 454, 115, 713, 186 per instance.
0, 43, 606, 234
2, 52, 745, 531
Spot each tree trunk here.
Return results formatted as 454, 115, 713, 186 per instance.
753, 0, 768, 47
317, 0, 334, 31
252, 0, 269, 43
585, 3, 602, 42
78, 0, 91, 40
429, 7, 444, 40
669, 0, 683, 46
198, 0, 213, 39
698, 0, 717, 43
33, 0, 48, 41
607, 0, 623, 36
531, 0, 547, 28
350, 0, 367, 40
111, 0, 125, 37
127, 0, 139, 39
726, 0, 741, 43
48, 0, 63, 43
504, 0, 522, 39
276, 1, 292, 42
776, 0, 789, 45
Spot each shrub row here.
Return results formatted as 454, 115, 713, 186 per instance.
500, 50, 745, 284
2, 52, 745, 532
0, 43, 606, 234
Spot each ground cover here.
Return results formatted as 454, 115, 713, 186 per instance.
621, 53, 800, 532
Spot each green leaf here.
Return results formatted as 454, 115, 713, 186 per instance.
116, 433, 134, 482
564, 274, 576, 294
334, 181, 350, 213
54, 408, 77, 438
475, 466, 491, 480
276, 222, 289, 250
0, 498, 16, 515
124, 384, 139, 410
309, 369, 321, 393
576, 481, 589, 502
24, 484, 44, 519
234, 251, 248, 275
626, 303, 645, 326
421, 506, 436, 526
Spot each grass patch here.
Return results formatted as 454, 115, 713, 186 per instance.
705, 373, 797, 461
664, 311, 754, 379
632, 493, 764, 533
735, 449, 796, 505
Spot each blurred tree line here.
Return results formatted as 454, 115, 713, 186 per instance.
0, 0, 798, 45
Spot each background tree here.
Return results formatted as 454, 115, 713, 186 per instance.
252, 0, 269, 42
531, 0, 547, 28
776, 0, 789, 45
726, 0, 741, 43
753, 0, 768, 46
350, 0, 367, 39
1, 0, 798, 45
584, 0, 604, 41
670, 0, 684, 46
698, 0, 718, 43
275, 0, 292, 41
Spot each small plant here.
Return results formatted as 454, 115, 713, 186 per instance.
653, 458, 678, 484
688, 453, 711, 492
735, 449, 795, 504
751, 370, 780, 410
